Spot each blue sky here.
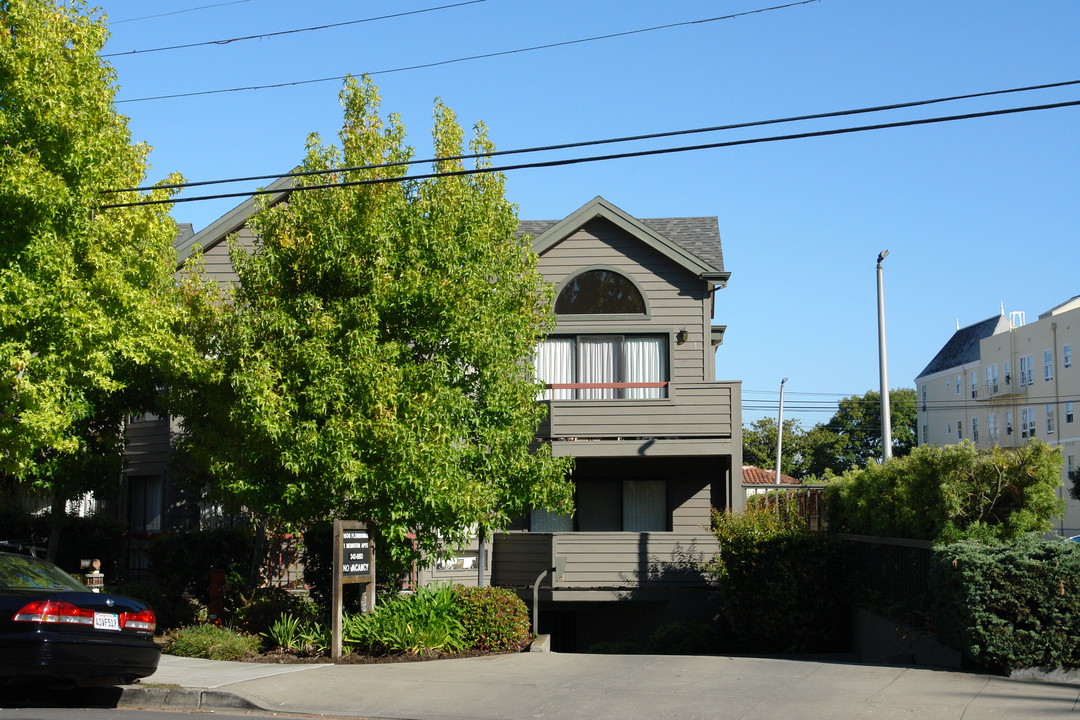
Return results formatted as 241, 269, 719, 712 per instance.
95, 0, 1079, 427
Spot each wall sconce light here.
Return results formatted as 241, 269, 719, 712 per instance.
676, 329, 689, 345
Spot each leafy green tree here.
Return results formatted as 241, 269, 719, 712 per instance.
177, 77, 573, 573
808, 388, 918, 475
825, 439, 1064, 542
742, 417, 812, 478
0, 0, 188, 555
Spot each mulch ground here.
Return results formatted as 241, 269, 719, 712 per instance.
248, 648, 509, 664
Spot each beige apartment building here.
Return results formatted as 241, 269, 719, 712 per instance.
915, 296, 1080, 538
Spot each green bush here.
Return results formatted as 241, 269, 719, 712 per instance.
232, 586, 319, 638
930, 539, 1080, 671
146, 527, 256, 606
264, 613, 330, 656
454, 586, 531, 653
706, 506, 847, 654
0, 509, 125, 578
162, 624, 262, 661
825, 440, 1063, 543
344, 583, 465, 655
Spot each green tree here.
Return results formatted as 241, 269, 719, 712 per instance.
825, 439, 1064, 542
808, 388, 918, 475
0, 0, 188, 555
742, 417, 812, 478
177, 77, 573, 573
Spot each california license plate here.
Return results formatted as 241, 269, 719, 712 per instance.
94, 612, 120, 631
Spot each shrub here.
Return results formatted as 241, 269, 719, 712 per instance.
162, 624, 262, 661
930, 539, 1080, 671
344, 583, 465, 655
233, 586, 319, 638
146, 527, 256, 606
454, 586, 531, 653
825, 440, 1063, 543
264, 613, 330, 656
705, 506, 847, 653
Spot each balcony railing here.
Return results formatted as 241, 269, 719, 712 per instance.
491, 531, 718, 590
537, 381, 736, 439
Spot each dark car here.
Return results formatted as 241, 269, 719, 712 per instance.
0, 551, 160, 688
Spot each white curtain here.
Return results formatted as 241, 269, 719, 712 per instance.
623, 336, 665, 399
578, 336, 619, 399
534, 338, 575, 400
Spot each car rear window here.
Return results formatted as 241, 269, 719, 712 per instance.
0, 553, 87, 591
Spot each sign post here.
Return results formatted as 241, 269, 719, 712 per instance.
331, 520, 375, 659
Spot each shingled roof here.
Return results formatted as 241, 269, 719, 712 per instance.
742, 465, 801, 485
519, 197, 726, 279
916, 315, 1012, 379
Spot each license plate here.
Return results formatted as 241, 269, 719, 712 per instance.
94, 612, 121, 631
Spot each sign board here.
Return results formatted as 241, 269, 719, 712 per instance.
331, 520, 375, 659
340, 528, 372, 579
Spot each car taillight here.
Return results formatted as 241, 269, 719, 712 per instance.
122, 608, 156, 632
13, 600, 93, 625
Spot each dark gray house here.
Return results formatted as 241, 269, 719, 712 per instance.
125, 192, 742, 645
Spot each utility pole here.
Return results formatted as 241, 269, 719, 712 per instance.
877, 250, 893, 461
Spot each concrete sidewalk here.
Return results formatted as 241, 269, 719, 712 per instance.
115, 652, 1080, 719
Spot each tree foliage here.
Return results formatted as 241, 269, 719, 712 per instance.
177, 77, 573, 570
743, 388, 918, 479
0, 1, 187, 509
825, 440, 1064, 543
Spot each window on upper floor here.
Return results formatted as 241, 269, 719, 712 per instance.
535, 335, 668, 400
1021, 407, 1036, 439
1044, 350, 1054, 381
955, 374, 962, 395
1046, 404, 1055, 435
1020, 355, 1034, 387
970, 372, 978, 398
128, 475, 163, 533
1067, 401, 1075, 424
985, 365, 999, 394
972, 416, 979, 444
1006, 410, 1013, 436
988, 413, 999, 443
554, 270, 646, 315
1065, 344, 1073, 369
957, 420, 963, 440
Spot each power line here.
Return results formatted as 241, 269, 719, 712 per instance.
114, 1, 818, 104
104, 79, 1080, 195
98, 98, 1080, 210
103, 1, 487, 58
110, 0, 253, 25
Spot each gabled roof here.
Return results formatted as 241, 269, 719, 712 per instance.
1038, 295, 1080, 319
175, 175, 294, 267
521, 196, 729, 282
916, 315, 1012, 379
742, 465, 800, 485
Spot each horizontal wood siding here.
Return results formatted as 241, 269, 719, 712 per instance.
492, 532, 717, 590
539, 220, 711, 383
671, 479, 712, 532
491, 533, 554, 586
124, 419, 173, 476
196, 228, 256, 285
545, 381, 734, 438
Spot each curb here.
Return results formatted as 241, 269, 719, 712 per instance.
117, 686, 268, 713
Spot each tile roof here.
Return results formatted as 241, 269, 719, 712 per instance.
742, 465, 801, 485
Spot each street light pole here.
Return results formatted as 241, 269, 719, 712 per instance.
774, 377, 788, 485
876, 250, 893, 461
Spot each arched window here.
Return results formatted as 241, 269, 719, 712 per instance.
555, 270, 645, 315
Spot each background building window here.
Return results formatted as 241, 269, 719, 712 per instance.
1046, 404, 1055, 435
1066, 401, 1074, 424
1044, 350, 1054, 381
1065, 344, 1073, 368
128, 475, 163, 533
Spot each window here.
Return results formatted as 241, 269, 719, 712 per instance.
972, 417, 979, 443
536, 479, 668, 532
946, 377, 951, 392
1004, 360, 1012, 385
985, 365, 999, 394
1020, 355, 1034, 386
988, 413, 999, 443
128, 475, 163, 533
1006, 410, 1013, 436
955, 374, 962, 395
1065, 344, 1073, 368
1021, 407, 1036, 439
920, 384, 927, 411
921, 424, 927, 444
536, 335, 668, 400
970, 372, 978, 398
957, 420, 963, 440
947, 422, 952, 436
1067, 401, 1074, 424
555, 270, 645, 315
1044, 350, 1054, 381
1046, 404, 1055, 435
